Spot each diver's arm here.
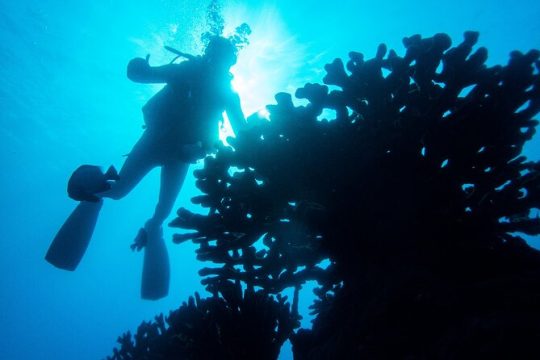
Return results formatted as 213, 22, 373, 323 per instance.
225, 92, 247, 134
127, 56, 186, 84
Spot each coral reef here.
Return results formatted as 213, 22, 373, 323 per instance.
110, 32, 540, 359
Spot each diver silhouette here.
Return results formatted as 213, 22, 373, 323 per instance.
46, 36, 246, 300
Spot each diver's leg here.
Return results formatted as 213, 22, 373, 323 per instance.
141, 161, 189, 300
101, 134, 157, 200
151, 161, 190, 225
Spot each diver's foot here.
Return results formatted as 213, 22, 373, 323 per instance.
67, 165, 118, 202
130, 228, 147, 251
141, 221, 169, 300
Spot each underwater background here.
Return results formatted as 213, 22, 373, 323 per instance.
1, 0, 539, 359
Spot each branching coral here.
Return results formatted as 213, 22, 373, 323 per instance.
172, 30, 540, 288
108, 282, 298, 360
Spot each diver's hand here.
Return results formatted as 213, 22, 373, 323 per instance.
127, 54, 151, 82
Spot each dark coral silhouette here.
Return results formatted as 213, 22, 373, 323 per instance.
110, 32, 540, 359
108, 283, 298, 360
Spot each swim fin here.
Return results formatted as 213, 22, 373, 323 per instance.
140, 222, 170, 300
45, 200, 103, 271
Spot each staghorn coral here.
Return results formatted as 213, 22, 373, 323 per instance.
111, 32, 540, 358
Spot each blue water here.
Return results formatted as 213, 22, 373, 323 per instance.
1, 1, 539, 359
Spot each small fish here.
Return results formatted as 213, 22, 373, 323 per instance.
67, 165, 120, 202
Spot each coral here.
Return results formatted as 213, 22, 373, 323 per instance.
108, 282, 298, 360
110, 32, 540, 359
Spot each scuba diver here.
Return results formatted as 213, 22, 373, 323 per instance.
45, 36, 247, 300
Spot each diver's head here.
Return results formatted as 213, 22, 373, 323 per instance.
204, 36, 238, 71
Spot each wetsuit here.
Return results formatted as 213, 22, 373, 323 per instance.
128, 57, 245, 163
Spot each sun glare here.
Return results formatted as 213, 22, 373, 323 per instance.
216, 4, 308, 142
